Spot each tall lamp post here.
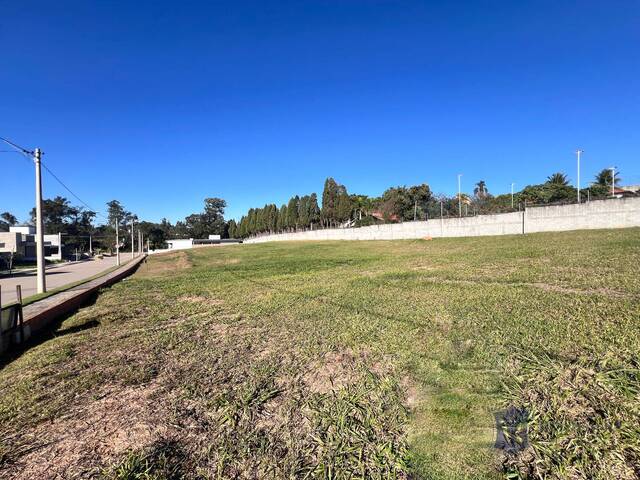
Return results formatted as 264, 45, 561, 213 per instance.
610, 167, 616, 197
576, 149, 583, 203
457, 174, 463, 218
511, 183, 515, 209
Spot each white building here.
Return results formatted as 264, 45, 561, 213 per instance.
166, 238, 195, 250
0, 226, 63, 261
164, 235, 241, 251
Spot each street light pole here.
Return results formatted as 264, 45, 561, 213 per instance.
457, 174, 462, 218
610, 167, 616, 197
131, 221, 135, 259
576, 149, 583, 203
511, 183, 515, 209
34, 148, 46, 293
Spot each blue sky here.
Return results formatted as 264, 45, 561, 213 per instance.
2, 1, 639, 223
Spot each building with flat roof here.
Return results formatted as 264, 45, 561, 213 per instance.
0, 226, 63, 261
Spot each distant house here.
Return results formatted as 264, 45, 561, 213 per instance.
0, 226, 64, 261
370, 211, 400, 222
165, 235, 241, 250
613, 186, 639, 198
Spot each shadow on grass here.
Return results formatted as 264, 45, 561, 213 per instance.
0, 292, 101, 370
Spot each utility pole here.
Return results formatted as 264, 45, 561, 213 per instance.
457, 174, 462, 218
115, 217, 121, 266
131, 221, 135, 259
440, 200, 444, 236
89, 235, 92, 256
610, 167, 616, 197
34, 148, 46, 293
511, 183, 515, 209
58, 232, 62, 260
414, 200, 417, 221
576, 149, 583, 203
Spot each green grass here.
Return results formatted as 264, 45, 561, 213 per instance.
0, 229, 639, 479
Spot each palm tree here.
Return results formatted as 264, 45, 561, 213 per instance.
546, 172, 569, 186
594, 168, 621, 187
474, 180, 489, 198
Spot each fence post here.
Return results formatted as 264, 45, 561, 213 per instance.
16, 285, 24, 343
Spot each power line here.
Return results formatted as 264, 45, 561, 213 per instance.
0, 137, 33, 165
0, 136, 33, 155
40, 161, 108, 220
2, 136, 108, 221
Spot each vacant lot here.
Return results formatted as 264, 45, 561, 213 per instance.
1, 229, 639, 479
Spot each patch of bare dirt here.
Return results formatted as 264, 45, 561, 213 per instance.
179, 295, 224, 306
400, 377, 419, 409
304, 350, 360, 394
4, 382, 166, 479
137, 251, 192, 278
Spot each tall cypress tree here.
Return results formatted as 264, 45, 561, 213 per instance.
287, 196, 299, 231
298, 195, 310, 229
335, 185, 351, 222
278, 204, 287, 232
322, 177, 339, 227
309, 193, 320, 229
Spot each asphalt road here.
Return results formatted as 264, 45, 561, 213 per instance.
0, 255, 135, 305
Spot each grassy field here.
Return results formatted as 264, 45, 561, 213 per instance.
1, 229, 639, 479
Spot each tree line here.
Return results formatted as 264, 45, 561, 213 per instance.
1, 196, 229, 255
232, 168, 629, 238
0, 167, 629, 248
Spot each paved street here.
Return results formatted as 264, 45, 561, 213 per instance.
0, 254, 136, 305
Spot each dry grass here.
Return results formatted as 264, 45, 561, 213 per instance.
0, 228, 638, 479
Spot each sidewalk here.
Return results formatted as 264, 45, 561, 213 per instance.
0, 255, 136, 305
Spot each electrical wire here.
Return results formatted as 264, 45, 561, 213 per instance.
1, 136, 109, 221
40, 161, 108, 220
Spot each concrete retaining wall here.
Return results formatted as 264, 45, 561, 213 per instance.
0, 255, 146, 354
246, 197, 640, 244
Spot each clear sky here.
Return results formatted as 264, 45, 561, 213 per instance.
2, 1, 639, 224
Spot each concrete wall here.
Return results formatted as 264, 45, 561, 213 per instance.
245, 197, 640, 244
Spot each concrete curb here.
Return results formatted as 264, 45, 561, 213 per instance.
22, 255, 146, 335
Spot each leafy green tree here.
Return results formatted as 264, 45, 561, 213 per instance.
518, 183, 576, 204
0, 212, 18, 232
379, 184, 432, 221
106, 200, 132, 226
